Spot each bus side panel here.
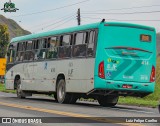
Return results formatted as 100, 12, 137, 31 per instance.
18, 58, 95, 93
64, 58, 95, 93
18, 61, 56, 92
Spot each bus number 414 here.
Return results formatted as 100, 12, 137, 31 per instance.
141, 61, 149, 65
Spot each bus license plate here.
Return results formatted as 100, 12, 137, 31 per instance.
122, 84, 132, 89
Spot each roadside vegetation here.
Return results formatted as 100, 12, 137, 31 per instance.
0, 57, 160, 108
0, 83, 15, 93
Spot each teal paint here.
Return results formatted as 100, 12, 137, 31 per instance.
94, 22, 156, 94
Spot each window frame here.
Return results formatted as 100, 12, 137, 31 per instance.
72, 31, 89, 58
58, 34, 73, 59
46, 36, 59, 60
16, 42, 26, 62
26, 41, 33, 51
11, 28, 98, 63
87, 30, 97, 57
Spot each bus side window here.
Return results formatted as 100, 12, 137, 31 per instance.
47, 37, 58, 59
16, 42, 26, 62
24, 41, 34, 61
58, 34, 71, 58
42, 38, 48, 59
87, 30, 95, 57
73, 32, 87, 57
33, 40, 40, 60
47, 38, 51, 48
38, 39, 47, 60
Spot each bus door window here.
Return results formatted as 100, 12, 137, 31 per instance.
47, 37, 58, 59
59, 35, 71, 58
73, 32, 87, 57
87, 30, 96, 57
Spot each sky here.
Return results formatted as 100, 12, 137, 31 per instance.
0, 0, 160, 33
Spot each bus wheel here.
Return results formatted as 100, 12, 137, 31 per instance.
57, 79, 70, 104
69, 94, 78, 104
97, 95, 119, 107
16, 79, 26, 99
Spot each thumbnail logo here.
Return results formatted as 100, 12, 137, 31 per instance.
1, 0, 19, 12
2, 118, 11, 123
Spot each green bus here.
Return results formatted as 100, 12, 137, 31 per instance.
5, 21, 156, 106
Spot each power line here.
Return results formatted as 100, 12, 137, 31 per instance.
82, 4, 160, 12
32, 14, 76, 32
11, 0, 91, 17
82, 16, 160, 21
48, 17, 75, 31
43, 15, 75, 29
82, 10, 160, 15
29, 13, 75, 29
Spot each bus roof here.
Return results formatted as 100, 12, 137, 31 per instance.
11, 22, 155, 43
11, 22, 100, 43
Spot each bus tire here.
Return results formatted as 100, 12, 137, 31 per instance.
56, 79, 70, 104
16, 79, 26, 99
69, 94, 78, 104
98, 95, 118, 107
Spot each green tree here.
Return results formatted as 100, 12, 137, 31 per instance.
0, 24, 9, 58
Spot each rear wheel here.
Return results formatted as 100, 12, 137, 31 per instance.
69, 94, 78, 104
97, 95, 119, 107
16, 79, 26, 99
56, 79, 70, 104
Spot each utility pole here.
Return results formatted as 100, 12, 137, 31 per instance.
77, 8, 81, 25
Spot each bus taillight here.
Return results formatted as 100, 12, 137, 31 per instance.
150, 66, 155, 82
98, 61, 105, 79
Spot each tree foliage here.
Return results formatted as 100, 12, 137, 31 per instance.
0, 24, 9, 58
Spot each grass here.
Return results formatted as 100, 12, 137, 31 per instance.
118, 97, 159, 108
0, 83, 16, 93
